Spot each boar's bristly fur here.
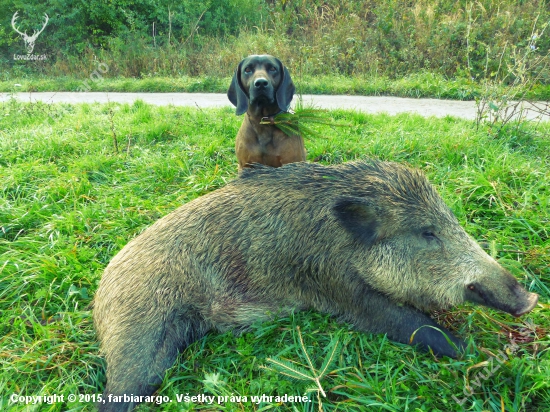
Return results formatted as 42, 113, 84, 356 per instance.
94, 160, 538, 412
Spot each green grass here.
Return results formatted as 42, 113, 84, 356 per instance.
0, 98, 549, 411
0, 76, 230, 94
2, 72, 550, 101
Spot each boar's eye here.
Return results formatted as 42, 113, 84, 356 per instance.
422, 231, 438, 241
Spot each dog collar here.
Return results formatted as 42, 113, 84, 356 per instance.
261, 108, 295, 124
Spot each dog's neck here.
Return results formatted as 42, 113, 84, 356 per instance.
247, 103, 283, 124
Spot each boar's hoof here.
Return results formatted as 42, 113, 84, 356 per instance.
411, 326, 466, 359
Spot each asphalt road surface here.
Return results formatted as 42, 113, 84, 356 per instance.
2, 91, 548, 121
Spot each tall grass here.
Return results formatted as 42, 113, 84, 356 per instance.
3, 0, 550, 85
1, 98, 548, 410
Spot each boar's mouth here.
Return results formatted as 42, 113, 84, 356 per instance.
465, 282, 538, 317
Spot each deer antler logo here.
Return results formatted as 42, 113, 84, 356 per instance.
11, 12, 49, 54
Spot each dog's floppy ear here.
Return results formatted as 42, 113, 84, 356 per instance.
275, 59, 296, 113
227, 61, 249, 116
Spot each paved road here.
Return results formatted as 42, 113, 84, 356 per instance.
2, 91, 548, 121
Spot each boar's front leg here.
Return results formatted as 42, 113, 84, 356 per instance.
342, 291, 465, 358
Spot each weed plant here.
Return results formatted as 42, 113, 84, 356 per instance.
0, 99, 549, 411
465, 11, 550, 131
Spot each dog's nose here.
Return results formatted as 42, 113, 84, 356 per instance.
254, 78, 269, 89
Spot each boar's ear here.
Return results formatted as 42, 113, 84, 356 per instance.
332, 197, 380, 245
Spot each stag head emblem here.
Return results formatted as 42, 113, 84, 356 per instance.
11, 12, 49, 54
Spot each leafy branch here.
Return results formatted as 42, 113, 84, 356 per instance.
260, 101, 351, 140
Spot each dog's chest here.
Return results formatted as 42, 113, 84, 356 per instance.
256, 128, 276, 149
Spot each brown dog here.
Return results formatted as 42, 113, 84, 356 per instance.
228, 55, 306, 170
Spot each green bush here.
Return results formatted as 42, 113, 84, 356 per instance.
1, 0, 549, 82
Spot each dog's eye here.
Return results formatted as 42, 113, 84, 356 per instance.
269, 67, 277, 72
243, 67, 253, 74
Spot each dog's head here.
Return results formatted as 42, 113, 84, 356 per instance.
228, 55, 296, 116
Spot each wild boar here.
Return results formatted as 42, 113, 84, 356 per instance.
94, 160, 538, 411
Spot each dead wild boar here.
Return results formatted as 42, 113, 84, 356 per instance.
94, 160, 538, 411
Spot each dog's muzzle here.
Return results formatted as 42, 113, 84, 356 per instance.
250, 77, 275, 105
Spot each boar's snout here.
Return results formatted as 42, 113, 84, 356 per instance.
512, 292, 539, 317
465, 268, 538, 317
